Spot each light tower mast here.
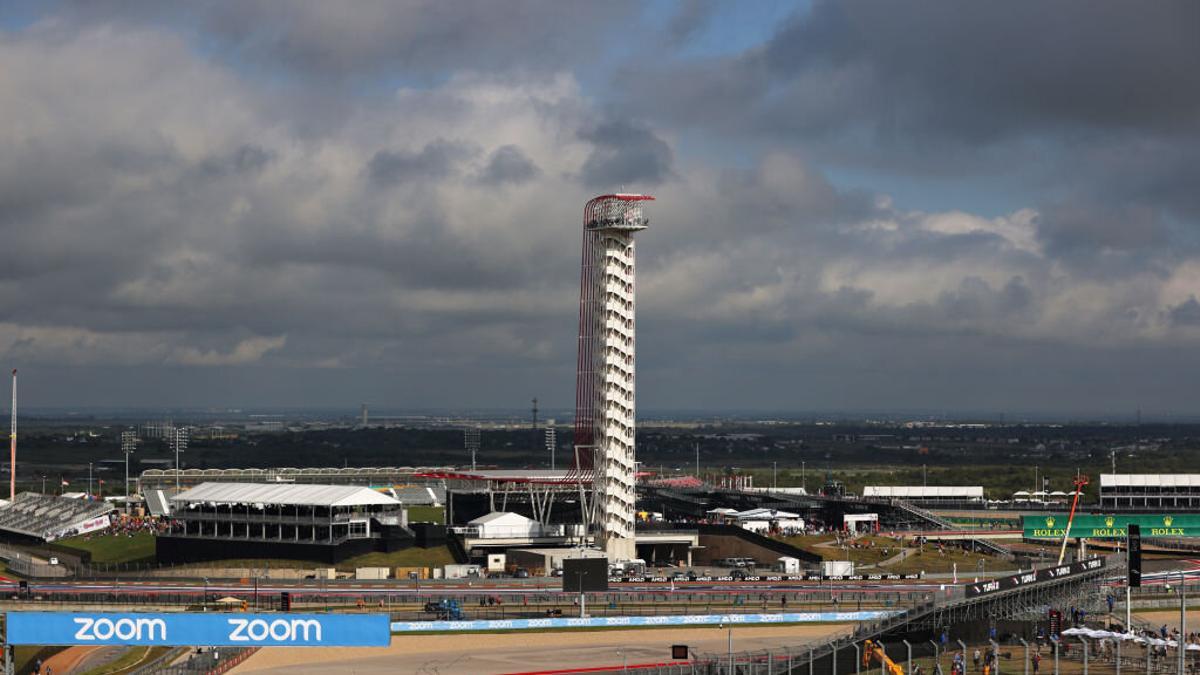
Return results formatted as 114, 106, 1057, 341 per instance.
573, 193, 653, 560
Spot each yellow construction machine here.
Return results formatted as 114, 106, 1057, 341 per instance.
861, 639, 905, 674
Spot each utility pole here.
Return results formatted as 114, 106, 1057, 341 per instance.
88, 462, 93, 497
801, 461, 806, 492
694, 442, 699, 479
773, 461, 777, 490
1111, 449, 1117, 475
1180, 570, 1187, 675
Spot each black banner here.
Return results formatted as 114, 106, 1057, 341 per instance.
1128, 524, 1142, 588
965, 557, 1105, 598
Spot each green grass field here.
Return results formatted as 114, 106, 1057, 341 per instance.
79, 646, 172, 675
777, 533, 1017, 574
407, 505, 445, 524
57, 531, 157, 564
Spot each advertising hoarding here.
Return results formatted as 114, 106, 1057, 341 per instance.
6, 612, 390, 647
1022, 513, 1200, 539
964, 557, 1105, 598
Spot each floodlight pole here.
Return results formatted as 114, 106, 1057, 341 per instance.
727, 625, 733, 672
1179, 570, 1186, 675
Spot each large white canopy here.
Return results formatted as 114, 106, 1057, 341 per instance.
1101, 473, 1200, 488
863, 486, 983, 498
171, 482, 400, 508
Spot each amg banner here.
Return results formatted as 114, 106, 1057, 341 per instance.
608, 573, 922, 583
965, 557, 1105, 598
6, 612, 391, 647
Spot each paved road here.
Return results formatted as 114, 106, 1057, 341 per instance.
233, 624, 853, 675
0, 578, 945, 598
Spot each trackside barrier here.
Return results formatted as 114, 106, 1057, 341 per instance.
138, 647, 259, 675
502, 662, 689, 674
7, 612, 391, 647
390, 610, 899, 633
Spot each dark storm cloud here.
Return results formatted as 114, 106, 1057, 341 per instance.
367, 140, 477, 186
198, 144, 274, 177
625, 1, 1200, 141
8, 3, 1200, 416
665, 0, 716, 46
477, 145, 540, 186
1168, 297, 1200, 327
1037, 202, 1170, 261
577, 120, 673, 189
62, 0, 639, 78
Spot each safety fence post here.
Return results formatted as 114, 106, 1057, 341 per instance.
903, 640, 912, 675
1078, 637, 1088, 675
1018, 638, 1029, 675
1114, 634, 1120, 675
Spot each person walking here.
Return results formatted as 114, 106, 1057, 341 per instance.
973, 648, 981, 671
1032, 651, 1041, 673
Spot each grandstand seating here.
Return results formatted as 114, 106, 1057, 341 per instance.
0, 492, 114, 541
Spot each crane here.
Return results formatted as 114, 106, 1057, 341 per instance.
1057, 474, 1090, 565
862, 640, 905, 674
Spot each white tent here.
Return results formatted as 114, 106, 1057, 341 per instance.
469, 511, 538, 539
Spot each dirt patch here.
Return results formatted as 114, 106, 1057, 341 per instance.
234, 623, 853, 675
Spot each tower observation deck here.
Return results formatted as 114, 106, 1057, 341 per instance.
572, 193, 653, 560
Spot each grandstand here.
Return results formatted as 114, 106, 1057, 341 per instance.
157, 482, 418, 563
138, 466, 453, 490
862, 485, 984, 507
1099, 473, 1200, 510
0, 493, 114, 542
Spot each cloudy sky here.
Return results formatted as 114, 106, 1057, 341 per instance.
2, 1, 1199, 417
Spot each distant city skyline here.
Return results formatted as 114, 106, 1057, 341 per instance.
1, 2, 1199, 415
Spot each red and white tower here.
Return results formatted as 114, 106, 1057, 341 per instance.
573, 193, 653, 560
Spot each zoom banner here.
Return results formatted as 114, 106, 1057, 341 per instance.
391, 610, 900, 633
6, 612, 390, 647
964, 557, 1105, 598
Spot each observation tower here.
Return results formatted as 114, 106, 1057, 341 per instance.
572, 193, 653, 560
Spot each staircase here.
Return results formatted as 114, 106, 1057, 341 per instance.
889, 498, 1013, 557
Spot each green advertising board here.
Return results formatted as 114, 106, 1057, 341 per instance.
1022, 513, 1200, 539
